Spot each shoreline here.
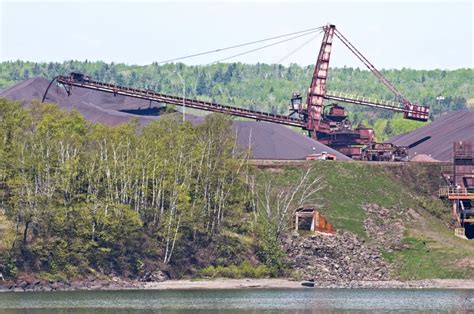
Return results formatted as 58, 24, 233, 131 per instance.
1, 278, 473, 292
144, 278, 474, 290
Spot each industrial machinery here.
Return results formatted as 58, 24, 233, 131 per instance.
44, 24, 430, 160
288, 24, 429, 159
439, 141, 474, 239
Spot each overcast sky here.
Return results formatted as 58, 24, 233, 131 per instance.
1, 0, 472, 69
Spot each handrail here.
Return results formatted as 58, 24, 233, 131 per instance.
325, 90, 430, 121
326, 91, 403, 110
439, 186, 474, 197
454, 152, 474, 158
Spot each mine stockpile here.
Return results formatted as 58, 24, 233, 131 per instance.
41, 24, 430, 162
0, 77, 350, 161
390, 109, 474, 161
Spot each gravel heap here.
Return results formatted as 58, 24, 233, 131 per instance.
283, 231, 390, 284
363, 204, 405, 251
410, 154, 440, 162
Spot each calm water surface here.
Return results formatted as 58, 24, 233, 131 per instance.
0, 288, 473, 313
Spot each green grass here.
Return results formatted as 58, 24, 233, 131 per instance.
199, 261, 271, 279
257, 161, 474, 280
257, 161, 443, 237
383, 237, 472, 280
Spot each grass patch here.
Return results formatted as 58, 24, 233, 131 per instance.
383, 237, 472, 280
257, 161, 474, 280
256, 161, 443, 237
199, 261, 271, 279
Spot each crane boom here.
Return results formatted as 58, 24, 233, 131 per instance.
306, 24, 336, 138
301, 24, 430, 141
332, 28, 429, 121
43, 24, 431, 160
54, 74, 306, 128
324, 91, 429, 120
333, 28, 408, 103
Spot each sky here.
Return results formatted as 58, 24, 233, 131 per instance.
0, 0, 473, 69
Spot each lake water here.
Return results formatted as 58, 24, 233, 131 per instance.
0, 288, 473, 313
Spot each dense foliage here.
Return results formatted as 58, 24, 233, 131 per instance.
0, 98, 265, 279
1, 61, 472, 140
0, 98, 471, 281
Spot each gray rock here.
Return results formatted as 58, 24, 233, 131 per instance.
284, 230, 391, 284
140, 270, 169, 282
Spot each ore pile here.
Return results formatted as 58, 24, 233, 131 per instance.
389, 109, 474, 161
0, 77, 205, 126
409, 154, 440, 162
1, 77, 350, 160
284, 232, 390, 283
232, 121, 349, 160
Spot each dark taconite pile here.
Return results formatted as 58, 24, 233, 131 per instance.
1, 77, 350, 160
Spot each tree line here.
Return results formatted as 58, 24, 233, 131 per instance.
0, 98, 321, 280
1, 61, 471, 121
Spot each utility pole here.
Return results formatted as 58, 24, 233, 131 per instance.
175, 71, 186, 122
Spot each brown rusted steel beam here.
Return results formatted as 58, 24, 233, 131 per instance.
324, 93, 429, 121
448, 195, 474, 200
56, 75, 307, 128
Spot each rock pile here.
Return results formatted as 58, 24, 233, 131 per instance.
363, 204, 405, 251
0, 275, 147, 292
139, 270, 169, 282
284, 231, 390, 284
0, 268, 172, 291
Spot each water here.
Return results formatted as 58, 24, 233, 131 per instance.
0, 288, 473, 313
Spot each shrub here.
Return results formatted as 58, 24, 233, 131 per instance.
2, 254, 17, 279
198, 261, 271, 279
256, 237, 288, 277
200, 265, 217, 277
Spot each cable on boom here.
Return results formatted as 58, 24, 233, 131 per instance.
211, 29, 322, 64
276, 30, 323, 64
333, 29, 408, 103
155, 26, 324, 64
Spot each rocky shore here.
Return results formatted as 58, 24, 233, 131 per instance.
283, 231, 391, 282
1, 277, 473, 292
2, 204, 471, 293
0, 276, 141, 292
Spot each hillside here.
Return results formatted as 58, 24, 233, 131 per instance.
0, 98, 472, 291
257, 161, 474, 281
2, 160, 472, 287
1, 61, 472, 140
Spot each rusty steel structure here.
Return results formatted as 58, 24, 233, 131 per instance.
293, 208, 335, 235
46, 72, 306, 128
439, 141, 474, 239
44, 24, 430, 160
289, 24, 429, 159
